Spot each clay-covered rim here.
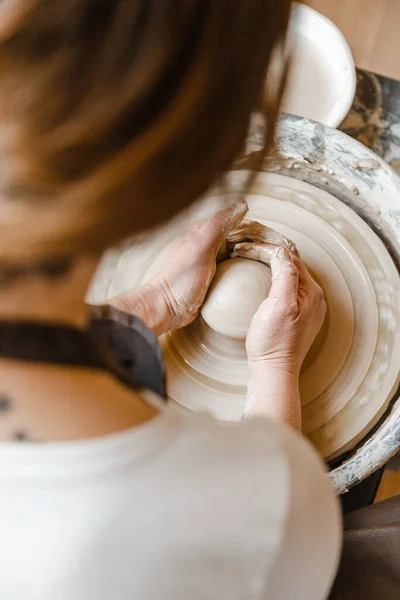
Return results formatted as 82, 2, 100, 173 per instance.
237, 113, 400, 494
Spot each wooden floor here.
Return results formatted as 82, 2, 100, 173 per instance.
376, 469, 400, 502
304, 0, 400, 80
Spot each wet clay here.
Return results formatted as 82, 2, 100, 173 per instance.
201, 259, 272, 339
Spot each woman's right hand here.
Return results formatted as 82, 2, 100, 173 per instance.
246, 246, 326, 377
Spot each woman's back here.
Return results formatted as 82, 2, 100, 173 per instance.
0, 395, 340, 600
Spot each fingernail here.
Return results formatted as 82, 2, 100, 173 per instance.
231, 242, 252, 258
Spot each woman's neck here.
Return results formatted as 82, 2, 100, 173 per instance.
0, 255, 159, 443
0, 256, 98, 328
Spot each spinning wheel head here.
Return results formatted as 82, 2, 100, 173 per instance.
92, 172, 400, 463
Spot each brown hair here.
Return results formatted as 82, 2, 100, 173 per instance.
0, 0, 291, 265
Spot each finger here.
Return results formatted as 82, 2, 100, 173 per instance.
181, 198, 247, 263
231, 242, 277, 265
268, 247, 299, 311
227, 220, 299, 256
186, 197, 247, 237
202, 197, 248, 239
208, 197, 248, 258
220, 196, 249, 232
211, 197, 249, 260
291, 255, 313, 283
291, 255, 323, 297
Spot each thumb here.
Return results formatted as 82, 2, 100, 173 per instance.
221, 197, 249, 232
268, 247, 299, 311
207, 197, 248, 244
202, 197, 248, 261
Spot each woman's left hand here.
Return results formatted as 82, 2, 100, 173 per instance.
108, 199, 248, 335
152, 198, 248, 330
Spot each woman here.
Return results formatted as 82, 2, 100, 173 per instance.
0, 2, 340, 599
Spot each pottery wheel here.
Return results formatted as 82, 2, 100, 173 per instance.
101, 172, 400, 461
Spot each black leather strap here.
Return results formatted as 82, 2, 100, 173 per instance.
0, 312, 166, 398
0, 321, 108, 369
